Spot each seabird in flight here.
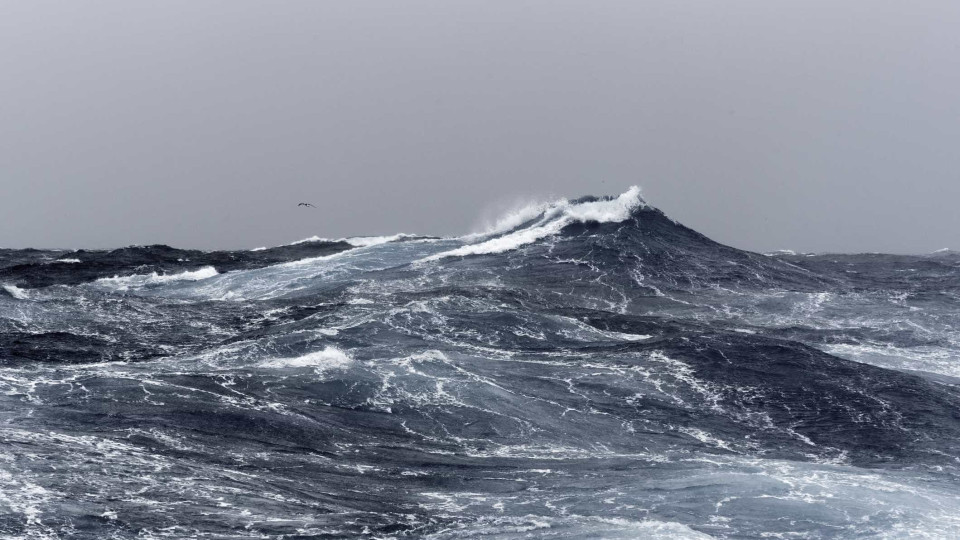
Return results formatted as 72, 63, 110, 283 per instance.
298, 202, 316, 208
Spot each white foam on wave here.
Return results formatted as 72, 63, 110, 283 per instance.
424, 186, 645, 261
288, 236, 336, 245
2, 284, 29, 300
260, 346, 352, 371
421, 514, 715, 539
94, 266, 219, 291
344, 233, 419, 247
465, 199, 563, 240
288, 233, 417, 248
52, 258, 81, 264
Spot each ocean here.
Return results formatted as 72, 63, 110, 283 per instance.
2, 187, 959, 538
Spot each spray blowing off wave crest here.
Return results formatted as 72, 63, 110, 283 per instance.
464, 199, 564, 240
425, 185, 645, 261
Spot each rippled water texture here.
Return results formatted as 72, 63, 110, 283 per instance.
2, 188, 959, 538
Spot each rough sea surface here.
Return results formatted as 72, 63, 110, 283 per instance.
2, 188, 959, 539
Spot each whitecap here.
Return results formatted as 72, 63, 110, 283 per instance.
288, 233, 417, 248
424, 186, 645, 261
342, 233, 419, 247
259, 346, 352, 371
2, 284, 29, 300
465, 198, 562, 240
94, 266, 219, 291
288, 235, 338, 245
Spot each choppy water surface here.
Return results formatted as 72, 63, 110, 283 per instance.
2, 188, 959, 539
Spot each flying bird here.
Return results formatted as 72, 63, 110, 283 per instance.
298, 202, 316, 208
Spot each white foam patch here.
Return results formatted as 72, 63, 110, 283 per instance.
288, 233, 417, 248
53, 258, 81, 263
425, 186, 645, 261
604, 331, 653, 341
260, 347, 352, 371
2, 284, 29, 300
288, 235, 336, 245
94, 266, 219, 291
601, 519, 715, 539
343, 233, 418, 247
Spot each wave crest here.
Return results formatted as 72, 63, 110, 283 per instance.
289, 233, 418, 248
93, 266, 219, 291
2, 283, 29, 300
426, 186, 645, 260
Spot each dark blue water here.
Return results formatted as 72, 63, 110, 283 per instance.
2, 188, 959, 539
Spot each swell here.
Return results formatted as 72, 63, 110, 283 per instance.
0, 240, 354, 289
2, 187, 960, 539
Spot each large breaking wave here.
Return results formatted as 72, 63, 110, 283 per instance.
2, 187, 959, 539
426, 186, 645, 260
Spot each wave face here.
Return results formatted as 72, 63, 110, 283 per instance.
2, 187, 960, 539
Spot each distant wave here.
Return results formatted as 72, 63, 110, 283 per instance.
288, 233, 420, 248
93, 266, 219, 291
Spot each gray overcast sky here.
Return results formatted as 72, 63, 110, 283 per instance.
1, 1, 958, 253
